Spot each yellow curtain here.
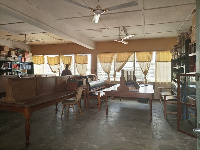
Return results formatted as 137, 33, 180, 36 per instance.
136, 52, 153, 84
156, 51, 172, 62
75, 55, 88, 75
116, 52, 133, 62
76, 64, 87, 75
98, 53, 114, 82
98, 53, 114, 63
32, 55, 44, 65
154, 51, 172, 99
47, 56, 60, 73
61, 55, 72, 65
75, 55, 88, 64
47, 56, 60, 65
114, 52, 133, 80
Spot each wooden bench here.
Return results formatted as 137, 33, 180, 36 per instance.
86, 80, 107, 110
0, 75, 17, 98
0, 76, 79, 147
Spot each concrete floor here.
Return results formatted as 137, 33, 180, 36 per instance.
0, 99, 197, 150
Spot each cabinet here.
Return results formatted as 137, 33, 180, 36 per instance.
188, 43, 196, 72
177, 74, 196, 137
171, 39, 196, 82
0, 61, 34, 76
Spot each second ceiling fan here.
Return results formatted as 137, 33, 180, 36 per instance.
114, 27, 135, 44
65, 0, 138, 23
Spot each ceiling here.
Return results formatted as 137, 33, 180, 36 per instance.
0, 0, 196, 49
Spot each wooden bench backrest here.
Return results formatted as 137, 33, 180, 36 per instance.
37, 77, 56, 96
0, 75, 17, 93
4, 77, 37, 102
56, 76, 70, 92
3, 76, 71, 103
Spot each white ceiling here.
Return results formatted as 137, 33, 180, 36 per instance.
0, 0, 196, 49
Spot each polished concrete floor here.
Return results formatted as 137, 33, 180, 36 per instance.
0, 99, 197, 150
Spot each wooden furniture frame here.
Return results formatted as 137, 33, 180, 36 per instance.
159, 83, 178, 118
0, 76, 79, 147
104, 77, 154, 120
61, 86, 83, 119
86, 80, 106, 111
177, 73, 196, 138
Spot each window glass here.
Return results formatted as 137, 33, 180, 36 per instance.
34, 54, 91, 76
97, 52, 156, 82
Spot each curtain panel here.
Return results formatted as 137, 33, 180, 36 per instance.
156, 51, 172, 62
136, 52, 153, 84
76, 64, 87, 75
114, 52, 133, 80
154, 51, 172, 99
75, 55, 88, 75
32, 55, 44, 65
61, 55, 72, 65
75, 55, 88, 64
98, 53, 115, 81
47, 56, 60, 65
47, 56, 60, 73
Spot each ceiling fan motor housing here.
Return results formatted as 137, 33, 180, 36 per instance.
93, 5, 105, 14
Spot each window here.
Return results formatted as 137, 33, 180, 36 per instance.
97, 52, 156, 82
74, 54, 91, 75
135, 52, 156, 82
34, 54, 91, 76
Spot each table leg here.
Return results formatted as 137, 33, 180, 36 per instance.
87, 94, 89, 109
106, 93, 108, 115
98, 92, 101, 111
23, 108, 32, 147
55, 103, 58, 111
83, 90, 86, 108
150, 98, 152, 120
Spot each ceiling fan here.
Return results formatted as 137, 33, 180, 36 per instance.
23, 34, 29, 44
21, 34, 43, 44
122, 26, 135, 40
65, 0, 138, 23
114, 27, 128, 44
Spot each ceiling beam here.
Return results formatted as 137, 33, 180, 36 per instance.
0, 0, 95, 49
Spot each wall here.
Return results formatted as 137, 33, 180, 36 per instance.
31, 37, 177, 74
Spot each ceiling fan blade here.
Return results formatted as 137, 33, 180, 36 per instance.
106, 1, 138, 11
65, 0, 91, 10
123, 34, 135, 40
122, 41, 128, 44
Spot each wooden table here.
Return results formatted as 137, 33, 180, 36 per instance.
0, 91, 76, 147
104, 84, 154, 120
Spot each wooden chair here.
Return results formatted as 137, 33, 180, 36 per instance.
164, 95, 177, 118
159, 86, 177, 118
61, 86, 83, 119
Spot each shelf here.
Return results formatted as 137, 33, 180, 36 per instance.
189, 53, 196, 56
0, 61, 34, 75
173, 66, 179, 69
0, 68, 12, 70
